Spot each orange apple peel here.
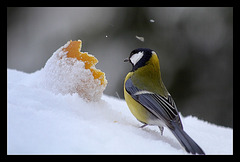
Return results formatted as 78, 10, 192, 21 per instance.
62, 40, 107, 86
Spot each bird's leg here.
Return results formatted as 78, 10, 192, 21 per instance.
158, 126, 164, 136
139, 124, 148, 128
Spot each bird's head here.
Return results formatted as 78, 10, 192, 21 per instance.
124, 48, 158, 72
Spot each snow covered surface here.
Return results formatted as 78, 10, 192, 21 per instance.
38, 40, 106, 102
7, 69, 233, 155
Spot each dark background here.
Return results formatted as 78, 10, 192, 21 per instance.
7, 7, 233, 128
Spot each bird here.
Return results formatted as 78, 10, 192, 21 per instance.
123, 48, 205, 155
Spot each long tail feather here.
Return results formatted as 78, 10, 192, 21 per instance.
170, 122, 205, 155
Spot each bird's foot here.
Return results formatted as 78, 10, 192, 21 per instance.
139, 124, 148, 128
158, 126, 164, 136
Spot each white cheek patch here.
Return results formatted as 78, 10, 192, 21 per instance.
130, 51, 144, 65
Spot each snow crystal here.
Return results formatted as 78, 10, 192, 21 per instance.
136, 36, 144, 42
150, 19, 155, 23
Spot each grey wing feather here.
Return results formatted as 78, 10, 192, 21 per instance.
125, 78, 182, 128
125, 78, 205, 154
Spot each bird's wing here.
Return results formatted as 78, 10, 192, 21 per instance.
125, 78, 182, 129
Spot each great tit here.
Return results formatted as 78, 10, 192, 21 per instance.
123, 48, 205, 155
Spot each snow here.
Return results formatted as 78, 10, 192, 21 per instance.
7, 69, 233, 155
37, 41, 106, 102
136, 36, 144, 42
150, 19, 155, 23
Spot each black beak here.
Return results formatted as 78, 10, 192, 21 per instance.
124, 57, 129, 62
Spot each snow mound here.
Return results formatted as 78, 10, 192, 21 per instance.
39, 40, 106, 102
7, 69, 233, 154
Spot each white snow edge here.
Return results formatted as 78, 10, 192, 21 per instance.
7, 69, 233, 155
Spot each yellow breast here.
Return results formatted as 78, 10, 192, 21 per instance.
124, 73, 151, 124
